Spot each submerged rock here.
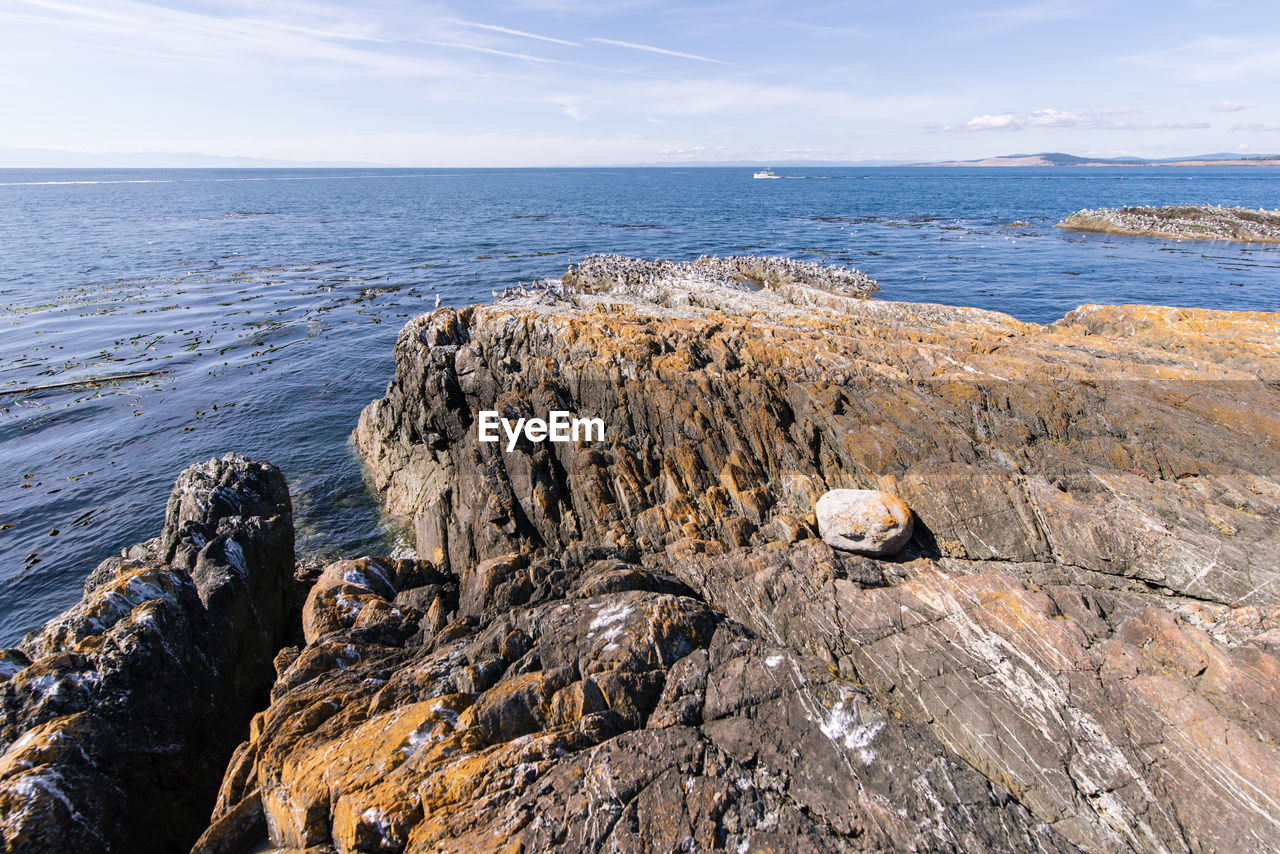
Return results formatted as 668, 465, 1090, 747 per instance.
0, 454, 294, 854
814, 489, 913, 555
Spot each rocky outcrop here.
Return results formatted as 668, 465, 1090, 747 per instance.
15, 253, 1278, 852
197, 550, 1066, 853
356, 268, 1280, 608
337, 257, 1280, 852
562, 253, 879, 299
0, 454, 294, 853
1059, 204, 1280, 242
674, 543, 1280, 853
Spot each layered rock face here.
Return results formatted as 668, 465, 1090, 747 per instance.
332, 258, 1280, 852
200, 551, 1065, 853
0, 455, 294, 853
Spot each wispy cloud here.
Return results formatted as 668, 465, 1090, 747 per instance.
506, 0, 659, 14
0, 17, 195, 63
588, 37, 731, 65
940, 108, 1209, 132
949, 0, 1086, 38
418, 40, 567, 64
8, 0, 468, 78
1210, 100, 1245, 112
658, 2, 872, 38
1126, 36, 1280, 82
445, 19, 580, 47
553, 96, 592, 121
1232, 123, 1280, 132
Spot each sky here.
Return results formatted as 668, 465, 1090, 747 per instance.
1, 0, 1278, 166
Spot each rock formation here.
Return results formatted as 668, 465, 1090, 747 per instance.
340, 257, 1280, 851
7, 251, 1280, 853
196, 550, 1065, 853
0, 454, 295, 854
561, 253, 879, 299
1059, 204, 1280, 242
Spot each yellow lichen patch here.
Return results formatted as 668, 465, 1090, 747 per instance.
459, 670, 567, 744
262, 696, 472, 849
411, 729, 578, 847
416, 750, 497, 813
548, 679, 605, 727
0, 713, 94, 770
303, 559, 394, 643
331, 774, 423, 854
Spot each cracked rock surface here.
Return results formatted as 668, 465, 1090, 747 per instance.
333, 260, 1280, 852
198, 550, 1066, 853
14, 252, 1280, 853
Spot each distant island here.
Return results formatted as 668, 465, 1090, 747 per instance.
922, 151, 1280, 167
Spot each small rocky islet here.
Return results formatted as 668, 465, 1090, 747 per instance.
3, 253, 1280, 852
1058, 203, 1280, 242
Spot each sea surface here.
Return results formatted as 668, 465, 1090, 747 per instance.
2, 166, 1279, 644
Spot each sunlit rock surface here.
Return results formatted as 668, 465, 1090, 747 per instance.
197, 551, 1065, 853
337, 258, 1280, 852
13, 250, 1280, 852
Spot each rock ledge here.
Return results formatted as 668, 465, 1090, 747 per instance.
1059, 204, 1280, 242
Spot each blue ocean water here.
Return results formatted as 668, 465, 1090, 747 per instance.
2, 166, 1278, 644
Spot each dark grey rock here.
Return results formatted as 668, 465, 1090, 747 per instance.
0, 454, 294, 854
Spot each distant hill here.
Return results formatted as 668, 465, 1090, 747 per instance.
5, 147, 1275, 170
922, 151, 1280, 167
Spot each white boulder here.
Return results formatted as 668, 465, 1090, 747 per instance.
815, 489, 913, 556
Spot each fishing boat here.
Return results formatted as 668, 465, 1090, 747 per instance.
753, 168, 780, 179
